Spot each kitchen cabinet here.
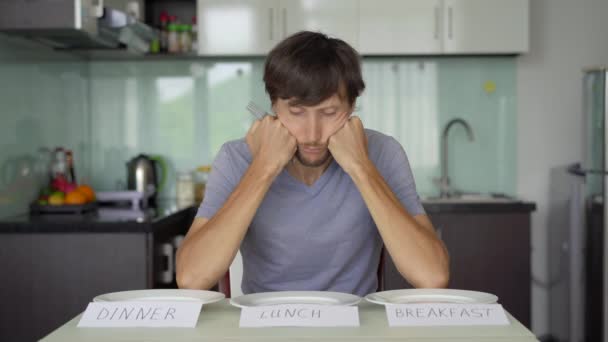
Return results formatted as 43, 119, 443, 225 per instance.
194, 0, 529, 56
280, 0, 359, 49
358, 0, 529, 55
0, 205, 196, 342
443, 0, 529, 54
196, 0, 282, 55
383, 204, 535, 328
197, 0, 358, 55
359, 0, 442, 54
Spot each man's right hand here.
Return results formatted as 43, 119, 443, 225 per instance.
246, 115, 297, 176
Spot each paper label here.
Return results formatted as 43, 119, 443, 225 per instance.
385, 303, 510, 326
239, 304, 359, 327
77, 301, 202, 328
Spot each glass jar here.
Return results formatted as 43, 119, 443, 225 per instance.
176, 171, 195, 208
194, 165, 211, 204
167, 23, 180, 53
180, 24, 191, 53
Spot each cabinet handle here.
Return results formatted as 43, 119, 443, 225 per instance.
282, 8, 287, 38
434, 6, 440, 39
269, 8, 274, 41
448, 6, 453, 40
156, 243, 174, 284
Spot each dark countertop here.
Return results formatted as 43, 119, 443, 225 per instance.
0, 200, 198, 233
0, 198, 536, 233
422, 200, 537, 214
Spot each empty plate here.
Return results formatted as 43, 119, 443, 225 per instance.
230, 291, 361, 308
93, 289, 225, 304
365, 289, 498, 305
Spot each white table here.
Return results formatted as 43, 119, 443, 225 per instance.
41, 300, 539, 341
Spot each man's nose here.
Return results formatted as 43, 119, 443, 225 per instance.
304, 115, 323, 143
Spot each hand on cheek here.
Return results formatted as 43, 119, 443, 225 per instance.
328, 116, 369, 175
246, 115, 297, 175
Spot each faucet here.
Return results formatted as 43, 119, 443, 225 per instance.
435, 118, 475, 198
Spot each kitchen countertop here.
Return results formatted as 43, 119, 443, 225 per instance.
0, 198, 536, 233
421, 199, 536, 214
0, 200, 198, 233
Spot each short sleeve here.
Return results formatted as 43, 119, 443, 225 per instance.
196, 143, 239, 219
377, 137, 426, 216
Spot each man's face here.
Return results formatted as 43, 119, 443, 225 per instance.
273, 94, 352, 167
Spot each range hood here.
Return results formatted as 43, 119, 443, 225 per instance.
0, 0, 155, 53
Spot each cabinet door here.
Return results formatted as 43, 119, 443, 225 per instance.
443, 0, 529, 54
197, 0, 281, 55
359, 0, 442, 55
437, 212, 531, 327
0, 233, 148, 341
280, 0, 359, 49
382, 212, 532, 328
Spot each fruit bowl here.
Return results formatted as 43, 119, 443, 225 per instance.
32, 184, 98, 215
29, 201, 98, 215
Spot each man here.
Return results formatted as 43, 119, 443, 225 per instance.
176, 31, 449, 296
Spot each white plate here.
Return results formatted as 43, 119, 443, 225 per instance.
93, 289, 225, 304
365, 289, 498, 305
230, 291, 361, 308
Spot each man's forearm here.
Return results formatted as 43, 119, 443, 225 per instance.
349, 160, 449, 288
176, 159, 279, 290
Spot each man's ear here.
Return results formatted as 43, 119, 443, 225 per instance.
271, 102, 277, 115
348, 100, 357, 115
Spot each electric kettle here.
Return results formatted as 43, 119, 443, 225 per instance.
126, 154, 166, 207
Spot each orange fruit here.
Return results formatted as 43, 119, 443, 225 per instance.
64, 190, 87, 205
76, 184, 96, 202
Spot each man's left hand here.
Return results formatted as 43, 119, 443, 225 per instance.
328, 116, 370, 175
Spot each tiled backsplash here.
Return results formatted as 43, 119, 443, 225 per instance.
0, 35, 516, 217
0, 36, 90, 218
89, 57, 516, 200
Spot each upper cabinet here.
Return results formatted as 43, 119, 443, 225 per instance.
359, 0, 442, 55
442, 0, 529, 54
280, 0, 359, 49
197, 0, 529, 56
197, 0, 358, 55
196, 0, 282, 55
359, 0, 529, 55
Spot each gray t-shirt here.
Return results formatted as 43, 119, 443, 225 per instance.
196, 129, 425, 296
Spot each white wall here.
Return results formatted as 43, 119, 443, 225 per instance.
517, 0, 608, 337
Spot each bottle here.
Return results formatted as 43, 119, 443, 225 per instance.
51, 147, 67, 179
65, 150, 77, 185
159, 11, 169, 53
168, 23, 180, 53
150, 29, 161, 54
191, 16, 198, 52
180, 24, 192, 53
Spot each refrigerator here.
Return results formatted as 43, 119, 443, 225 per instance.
562, 68, 606, 342
584, 68, 606, 342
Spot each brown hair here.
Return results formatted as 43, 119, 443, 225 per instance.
263, 31, 365, 107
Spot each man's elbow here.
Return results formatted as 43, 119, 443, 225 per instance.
413, 269, 450, 289
426, 270, 450, 288
176, 269, 199, 289
176, 267, 214, 290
